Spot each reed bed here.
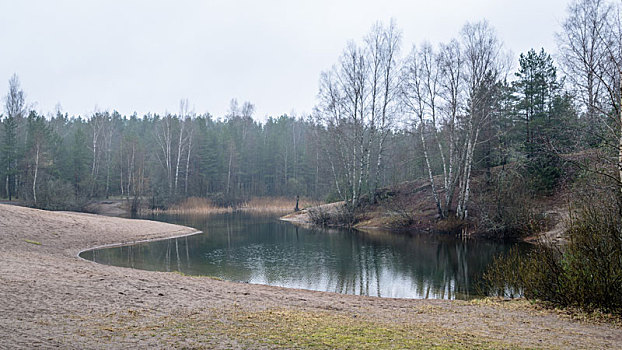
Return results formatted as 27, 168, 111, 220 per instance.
238, 197, 321, 214
150, 197, 234, 215
148, 196, 320, 215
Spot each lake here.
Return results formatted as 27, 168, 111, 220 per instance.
80, 212, 527, 299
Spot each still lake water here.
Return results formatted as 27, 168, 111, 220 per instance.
80, 212, 527, 299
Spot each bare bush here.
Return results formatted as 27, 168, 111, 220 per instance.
307, 203, 356, 227
484, 189, 622, 313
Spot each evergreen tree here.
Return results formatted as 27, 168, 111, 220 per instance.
514, 48, 574, 194
2, 114, 18, 200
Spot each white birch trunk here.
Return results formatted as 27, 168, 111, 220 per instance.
155, 117, 173, 196
420, 123, 443, 217
128, 144, 135, 200
105, 127, 112, 199
456, 134, 470, 219
119, 141, 124, 196
33, 144, 39, 205
372, 132, 387, 201
457, 127, 480, 220
444, 116, 457, 216
184, 129, 193, 196
174, 118, 185, 194
226, 147, 233, 195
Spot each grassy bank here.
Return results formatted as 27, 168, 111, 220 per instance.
89, 306, 529, 349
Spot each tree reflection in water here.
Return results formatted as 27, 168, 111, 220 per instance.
81, 213, 529, 300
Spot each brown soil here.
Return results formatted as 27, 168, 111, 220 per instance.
524, 207, 569, 245
281, 181, 439, 231
284, 175, 575, 244
282, 181, 449, 237
281, 201, 345, 224
1, 204, 620, 349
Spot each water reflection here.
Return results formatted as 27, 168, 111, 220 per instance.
81, 213, 528, 299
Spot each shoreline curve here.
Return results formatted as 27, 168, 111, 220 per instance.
0, 203, 619, 349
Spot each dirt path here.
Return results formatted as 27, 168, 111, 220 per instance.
523, 207, 570, 245
84, 199, 128, 217
0, 204, 620, 349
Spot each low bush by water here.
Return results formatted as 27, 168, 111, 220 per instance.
483, 191, 622, 314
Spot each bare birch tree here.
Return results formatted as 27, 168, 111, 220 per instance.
175, 99, 190, 195
88, 111, 108, 197
402, 43, 444, 217
561, 0, 622, 191
366, 20, 402, 203
184, 118, 194, 196
26, 112, 49, 206
155, 114, 174, 196
402, 41, 471, 219
316, 21, 402, 207
402, 21, 507, 221
103, 112, 117, 199
437, 39, 465, 217
603, 3, 622, 193
456, 20, 508, 220
323, 41, 370, 207
557, 0, 612, 142
3, 74, 26, 200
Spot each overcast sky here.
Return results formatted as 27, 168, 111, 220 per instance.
0, 0, 571, 121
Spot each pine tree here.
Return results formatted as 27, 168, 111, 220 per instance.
514, 48, 573, 194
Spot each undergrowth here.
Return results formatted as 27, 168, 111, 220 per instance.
483, 190, 622, 314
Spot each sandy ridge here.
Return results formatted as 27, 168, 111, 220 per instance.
0, 203, 620, 349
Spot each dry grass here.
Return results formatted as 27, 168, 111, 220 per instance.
222, 308, 516, 349
87, 307, 523, 349
151, 197, 234, 215
149, 196, 321, 215
239, 196, 321, 214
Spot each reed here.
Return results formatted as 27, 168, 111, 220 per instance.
155, 197, 234, 215
148, 196, 320, 215
238, 197, 321, 214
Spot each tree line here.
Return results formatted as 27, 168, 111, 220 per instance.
2, 0, 620, 220
0, 94, 346, 210
315, 21, 576, 222
315, 0, 622, 223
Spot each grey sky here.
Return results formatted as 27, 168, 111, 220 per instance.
0, 0, 570, 121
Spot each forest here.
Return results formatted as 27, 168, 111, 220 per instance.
1, 0, 620, 228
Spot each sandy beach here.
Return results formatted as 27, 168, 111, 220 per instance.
0, 203, 620, 349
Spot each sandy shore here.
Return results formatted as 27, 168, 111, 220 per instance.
0, 204, 620, 349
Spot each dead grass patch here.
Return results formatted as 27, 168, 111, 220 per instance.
149, 196, 321, 215
87, 308, 525, 350
239, 197, 321, 214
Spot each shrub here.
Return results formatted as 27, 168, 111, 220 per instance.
473, 168, 547, 239
483, 191, 622, 314
307, 206, 331, 226
308, 203, 355, 227
481, 246, 527, 299
36, 178, 86, 211
209, 192, 248, 208
560, 193, 622, 310
526, 146, 563, 196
